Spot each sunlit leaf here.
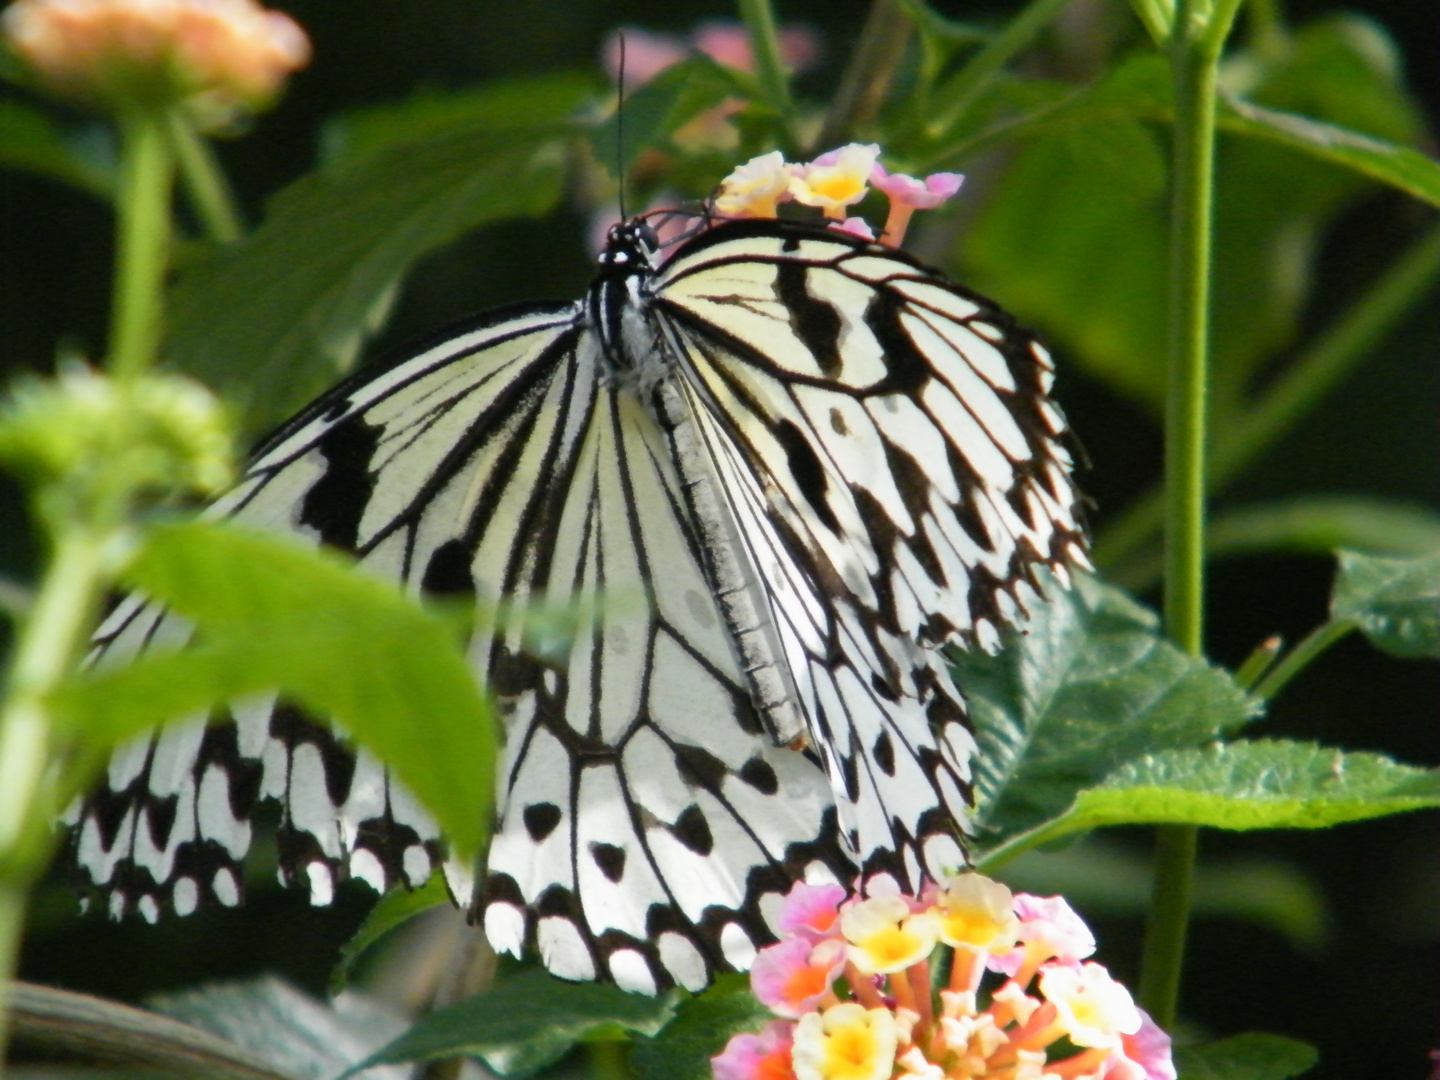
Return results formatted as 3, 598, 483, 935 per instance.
983, 740, 1440, 864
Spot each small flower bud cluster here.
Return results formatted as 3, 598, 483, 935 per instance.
2, 0, 309, 126
713, 874, 1175, 1080
712, 145, 964, 248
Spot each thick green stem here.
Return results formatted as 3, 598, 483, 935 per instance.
1138, 0, 1237, 1030
0, 529, 114, 1068
1095, 224, 1440, 572
738, 0, 795, 127
108, 109, 175, 380
0, 882, 26, 1072
1138, 824, 1198, 1026
167, 112, 244, 244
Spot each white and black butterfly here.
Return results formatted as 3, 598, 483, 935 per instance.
69, 213, 1085, 994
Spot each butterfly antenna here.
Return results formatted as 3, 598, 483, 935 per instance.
616, 31, 628, 222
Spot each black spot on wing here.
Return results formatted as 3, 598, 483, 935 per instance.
872, 731, 896, 777
738, 756, 779, 795
774, 419, 839, 532
673, 744, 728, 794
299, 419, 380, 551
671, 804, 714, 856
523, 802, 563, 842
422, 537, 475, 597
145, 796, 178, 850
774, 260, 842, 376
590, 842, 627, 883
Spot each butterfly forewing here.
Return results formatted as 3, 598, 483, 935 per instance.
651, 221, 1085, 652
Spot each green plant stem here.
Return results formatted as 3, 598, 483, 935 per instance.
108, 109, 175, 380
816, 0, 914, 149
167, 112, 243, 244
1253, 619, 1357, 701
738, 0, 794, 126
0, 528, 114, 1069
1094, 181, 1440, 578
1233, 634, 1284, 690
928, 0, 1075, 141
0, 880, 25, 1073
1138, 0, 1238, 1030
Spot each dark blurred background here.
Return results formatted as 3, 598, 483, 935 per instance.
3, 1, 1435, 1076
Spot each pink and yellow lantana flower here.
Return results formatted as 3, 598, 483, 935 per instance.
711, 146, 965, 248
712, 874, 1176, 1080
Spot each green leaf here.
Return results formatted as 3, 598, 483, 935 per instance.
960, 574, 1258, 847
952, 16, 1430, 414
1332, 550, 1440, 659
1219, 93, 1440, 208
1174, 1032, 1319, 1080
320, 73, 598, 167
0, 100, 113, 199
589, 55, 747, 177
150, 975, 410, 1080
629, 975, 771, 1080
346, 969, 678, 1078
1092, 741, 1440, 827
329, 874, 452, 997
164, 99, 574, 435
50, 520, 494, 860
984, 740, 1440, 863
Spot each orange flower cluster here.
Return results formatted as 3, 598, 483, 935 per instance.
3, 0, 308, 125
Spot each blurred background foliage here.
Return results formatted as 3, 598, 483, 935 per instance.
0, 0, 1434, 1076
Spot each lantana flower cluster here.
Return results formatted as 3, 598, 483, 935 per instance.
2, 0, 309, 126
713, 144, 963, 248
713, 874, 1176, 1080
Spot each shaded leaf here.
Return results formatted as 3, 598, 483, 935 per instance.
1220, 93, 1439, 208
9, 980, 296, 1080
150, 976, 409, 1080
1174, 1032, 1318, 1080
1332, 550, 1440, 659
346, 969, 677, 1078
629, 975, 771, 1080
953, 17, 1429, 413
329, 874, 452, 996
165, 113, 573, 434
320, 73, 598, 166
960, 574, 1258, 846
50, 521, 494, 860
0, 100, 112, 198
589, 55, 747, 177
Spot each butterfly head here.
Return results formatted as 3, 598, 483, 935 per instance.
597, 219, 662, 275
